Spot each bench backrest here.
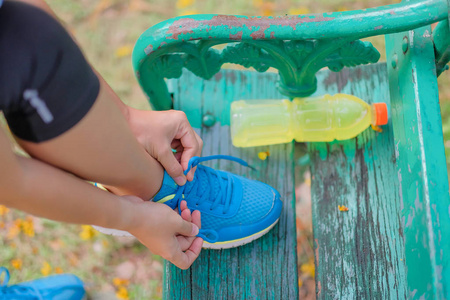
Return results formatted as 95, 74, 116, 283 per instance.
133, 0, 450, 298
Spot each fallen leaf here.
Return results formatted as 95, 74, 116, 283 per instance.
338, 205, 349, 212
41, 262, 52, 276
258, 151, 270, 160
11, 259, 22, 270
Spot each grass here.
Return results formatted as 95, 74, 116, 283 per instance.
1, 0, 449, 299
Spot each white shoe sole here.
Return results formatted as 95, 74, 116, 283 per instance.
93, 219, 279, 250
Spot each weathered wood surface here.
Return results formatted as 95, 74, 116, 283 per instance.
164, 69, 298, 299
386, 26, 450, 299
165, 59, 450, 299
309, 63, 408, 299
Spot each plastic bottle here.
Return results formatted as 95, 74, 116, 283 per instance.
230, 94, 388, 147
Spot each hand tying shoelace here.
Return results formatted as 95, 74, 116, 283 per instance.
170, 155, 256, 243
93, 154, 282, 249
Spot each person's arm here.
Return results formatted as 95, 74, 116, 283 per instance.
16, 0, 203, 185
0, 128, 202, 269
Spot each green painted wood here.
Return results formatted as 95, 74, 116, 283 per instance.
386, 26, 450, 298
433, 20, 450, 76
309, 63, 408, 299
132, 3, 450, 298
137, 37, 380, 105
163, 69, 298, 299
448, 0, 450, 25
132, 0, 448, 110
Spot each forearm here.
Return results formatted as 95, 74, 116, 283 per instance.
2, 154, 137, 231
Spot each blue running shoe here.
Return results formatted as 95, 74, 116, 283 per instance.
0, 267, 86, 300
153, 155, 282, 249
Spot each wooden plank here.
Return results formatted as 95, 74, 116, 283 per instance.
309, 63, 408, 298
164, 69, 298, 299
386, 27, 450, 298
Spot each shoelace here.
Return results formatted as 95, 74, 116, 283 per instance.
175, 155, 254, 243
0, 267, 43, 300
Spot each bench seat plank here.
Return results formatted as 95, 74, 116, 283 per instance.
309, 63, 408, 299
164, 69, 298, 299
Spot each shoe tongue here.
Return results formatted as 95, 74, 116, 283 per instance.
153, 167, 226, 204
195, 165, 225, 204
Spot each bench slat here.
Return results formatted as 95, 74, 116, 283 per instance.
164, 70, 298, 299
386, 26, 450, 298
309, 63, 409, 298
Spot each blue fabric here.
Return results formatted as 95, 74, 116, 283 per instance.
0, 267, 86, 300
153, 155, 282, 244
153, 172, 178, 203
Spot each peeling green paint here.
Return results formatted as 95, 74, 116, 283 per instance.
132, 0, 447, 110
386, 25, 450, 298
132, 1, 450, 299
310, 63, 408, 299
433, 20, 450, 75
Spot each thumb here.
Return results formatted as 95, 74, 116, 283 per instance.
177, 218, 199, 237
158, 148, 186, 186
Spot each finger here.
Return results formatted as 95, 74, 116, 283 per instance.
173, 200, 187, 216
171, 140, 183, 163
193, 132, 203, 157
181, 208, 192, 222
184, 132, 203, 180
174, 201, 190, 222
179, 200, 188, 211
176, 235, 196, 251
172, 237, 203, 269
186, 166, 196, 181
172, 129, 203, 181
184, 131, 203, 181
177, 130, 200, 179
174, 152, 182, 163
170, 140, 182, 151
191, 210, 201, 229
180, 200, 191, 219
178, 210, 200, 251
176, 218, 199, 237
172, 148, 183, 163
158, 148, 186, 186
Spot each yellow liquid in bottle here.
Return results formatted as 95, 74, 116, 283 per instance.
231, 99, 294, 147
231, 94, 376, 147
293, 94, 373, 142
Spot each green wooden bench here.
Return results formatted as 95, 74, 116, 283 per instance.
132, 0, 450, 298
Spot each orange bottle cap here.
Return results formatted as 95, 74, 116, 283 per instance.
373, 103, 388, 126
